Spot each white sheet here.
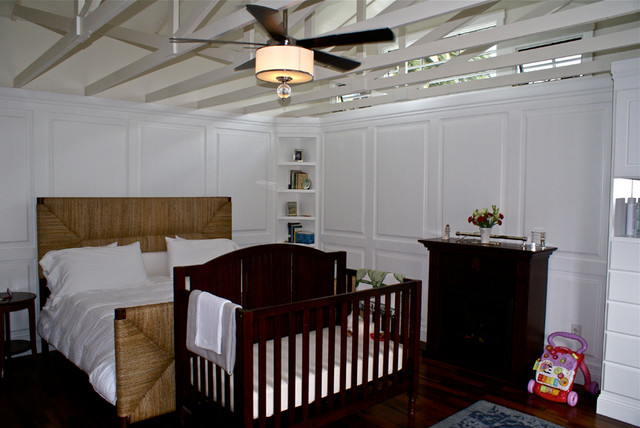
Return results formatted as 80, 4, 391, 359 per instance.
191, 319, 404, 418
37, 278, 173, 404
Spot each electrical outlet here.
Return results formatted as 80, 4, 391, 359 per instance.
571, 323, 582, 337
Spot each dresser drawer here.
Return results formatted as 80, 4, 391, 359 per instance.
610, 239, 640, 272
604, 331, 640, 368
603, 361, 640, 400
609, 271, 640, 304
607, 301, 640, 336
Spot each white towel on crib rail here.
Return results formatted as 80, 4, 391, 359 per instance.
194, 291, 226, 352
187, 290, 240, 374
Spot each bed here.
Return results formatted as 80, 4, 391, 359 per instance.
173, 243, 422, 427
36, 196, 233, 427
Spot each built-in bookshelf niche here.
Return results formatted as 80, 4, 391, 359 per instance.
276, 135, 318, 246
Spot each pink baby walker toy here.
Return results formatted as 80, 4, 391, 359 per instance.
528, 332, 599, 407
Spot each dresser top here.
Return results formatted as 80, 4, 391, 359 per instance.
418, 237, 557, 257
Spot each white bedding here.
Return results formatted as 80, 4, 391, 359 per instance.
37, 278, 173, 404
192, 319, 404, 418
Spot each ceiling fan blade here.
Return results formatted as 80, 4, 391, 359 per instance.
246, 4, 287, 43
169, 37, 267, 46
234, 58, 255, 72
297, 28, 394, 49
312, 50, 360, 72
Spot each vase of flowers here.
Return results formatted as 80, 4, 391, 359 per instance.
468, 205, 504, 244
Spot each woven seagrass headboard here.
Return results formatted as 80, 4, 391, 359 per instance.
36, 197, 232, 278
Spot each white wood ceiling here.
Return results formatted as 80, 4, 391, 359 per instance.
0, 0, 638, 117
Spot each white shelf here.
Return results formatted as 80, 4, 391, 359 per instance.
278, 216, 316, 221
278, 161, 317, 167
278, 189, 316, 194
276, 134, 319, 245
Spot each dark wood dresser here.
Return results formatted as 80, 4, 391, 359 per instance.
418, 238, 556, 385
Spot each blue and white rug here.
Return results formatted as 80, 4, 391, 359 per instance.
431, 400, 564, 427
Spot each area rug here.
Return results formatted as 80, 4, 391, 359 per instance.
430, 400, 564, 427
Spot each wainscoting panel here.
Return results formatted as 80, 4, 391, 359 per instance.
321, 242, 366, 273
323, 128, 367, 236
545, 270, 605, 380
140, 122, 206, 196
216, 128, 271, 240
441, 113, 508, 236
0, 111, 31, 244
374, 123, 427, 240
523, 105, 611, 260
374, 249, 428, 339
50, 115, 128, 196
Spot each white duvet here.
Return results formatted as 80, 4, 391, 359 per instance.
37, 278, 173, 404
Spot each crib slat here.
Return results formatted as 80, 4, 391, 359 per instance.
350, 299, 360, 399
338, 300, 348, 405
273, 314, 282, 426
287, 312, 296, 425
314, 308, 323, 415
301, 309, 310, 420
258, 318, 267, 427
362, 297, 370, 399
382, 289, 391, 389
372, 294, 381, 392
401, 287, 410, 378
327, 305, 336, 409
391, 290, 401, 384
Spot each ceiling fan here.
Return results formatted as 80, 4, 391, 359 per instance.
170, 4, 394, 99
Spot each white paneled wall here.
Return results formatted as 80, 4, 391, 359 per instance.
0, 88, 282, 348
0, 71, 620, 390
320, 75, 614, 384
139, 123, 207, 196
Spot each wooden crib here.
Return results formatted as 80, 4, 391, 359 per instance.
173, 243, 421, 427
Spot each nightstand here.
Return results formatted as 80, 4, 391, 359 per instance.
0, 292, 38, 378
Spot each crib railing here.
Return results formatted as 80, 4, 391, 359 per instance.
177, 279, 421, 428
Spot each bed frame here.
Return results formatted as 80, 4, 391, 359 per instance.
174, 243, 422, 427
36, 196, 232, 427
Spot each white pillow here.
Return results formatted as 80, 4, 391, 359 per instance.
166, 237, 239, 278
40, 242, 149, 304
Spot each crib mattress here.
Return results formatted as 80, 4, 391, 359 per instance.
191, 319, 404, 418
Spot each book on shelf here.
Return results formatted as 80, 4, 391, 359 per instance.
294, 230, 314, 245
289, 170, 308, 189
286, 223, 314, 244
287, 222, 302, 242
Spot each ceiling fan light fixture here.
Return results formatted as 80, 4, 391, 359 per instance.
255, 45, 314, 84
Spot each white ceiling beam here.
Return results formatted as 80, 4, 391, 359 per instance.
84, 0, 296, 96
320, 0, 495, 35
146, 65, 252, 103
0, 1, 17, 17
11, 3, 164, 50
241, 28, 640, 114
14, 0, 141, 88
77, 0, 101, 18
284, 58, 616, 117
195, 0, 639, 109
11, 4, 72, 34
144, 2, 323, 102
351, 0, 639, 74
173, 0, 221, 38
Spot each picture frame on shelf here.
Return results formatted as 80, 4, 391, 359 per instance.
286, 201, 297, 216
293, 149, 304, 162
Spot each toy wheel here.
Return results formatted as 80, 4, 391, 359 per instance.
527, 379, 536, 394
587, 382, 600, 396
568, 391, 578, 407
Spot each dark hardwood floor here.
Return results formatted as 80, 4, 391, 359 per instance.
0, 350, 634, 428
